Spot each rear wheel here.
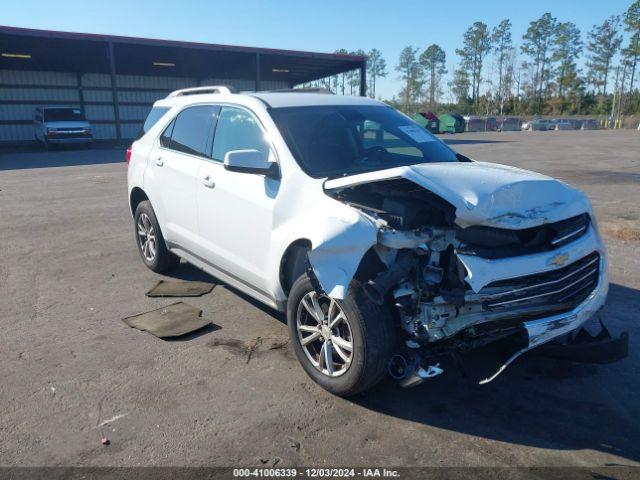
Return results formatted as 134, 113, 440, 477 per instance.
287, 275, 396, 396
134, 200, 179, 273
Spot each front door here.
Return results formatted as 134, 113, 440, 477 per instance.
196, 105, 279, 293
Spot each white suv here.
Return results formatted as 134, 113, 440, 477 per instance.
128, 87, 619, 396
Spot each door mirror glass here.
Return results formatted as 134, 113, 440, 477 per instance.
223, 149, 278, 177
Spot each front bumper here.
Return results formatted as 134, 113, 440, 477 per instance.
478, 256, 610, 384
453, 224, 616, 384
525, 261, 608, 350
47, 136, 93, 144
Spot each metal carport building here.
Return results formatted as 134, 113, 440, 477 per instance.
0, 26, 366, 144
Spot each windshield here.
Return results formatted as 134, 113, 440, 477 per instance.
44, 108, 85, 122
269, 105, 458, 178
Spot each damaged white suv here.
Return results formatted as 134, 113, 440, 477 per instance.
128, 87, 625, 396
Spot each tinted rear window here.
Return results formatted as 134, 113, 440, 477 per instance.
43, 108, 85, 122
137, 106, 170, 139
164, 105, 216, 157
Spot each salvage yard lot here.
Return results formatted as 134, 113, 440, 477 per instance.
0, 129, 639, 467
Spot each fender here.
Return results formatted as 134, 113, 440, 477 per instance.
269, 195, 379, 301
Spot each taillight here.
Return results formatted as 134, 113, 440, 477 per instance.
125, 146, 132, 165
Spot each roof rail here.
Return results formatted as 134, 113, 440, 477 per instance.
265, 88, 334, 94
166, 86, 233, 98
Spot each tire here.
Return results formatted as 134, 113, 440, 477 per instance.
134, 200, 180, 273
287, 275, 396, 396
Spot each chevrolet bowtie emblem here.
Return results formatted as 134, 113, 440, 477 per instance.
548, 253, 569, 267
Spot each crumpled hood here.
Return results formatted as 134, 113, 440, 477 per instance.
324, 161, 591, 229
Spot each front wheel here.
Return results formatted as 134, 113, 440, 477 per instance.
287, 275, 396, 396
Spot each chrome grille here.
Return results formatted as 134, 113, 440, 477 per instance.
480, 252, 600, 311
550, 214, 590, 247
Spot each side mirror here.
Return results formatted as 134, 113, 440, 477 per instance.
223, 149, 279, 178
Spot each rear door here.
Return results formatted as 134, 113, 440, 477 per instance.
196, 105, 278, 292
145, 105, 218, 253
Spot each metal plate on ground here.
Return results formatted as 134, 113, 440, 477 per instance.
146, 279, 215, 297
122, 302, 210, 338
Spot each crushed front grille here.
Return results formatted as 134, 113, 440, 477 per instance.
458, 213, 591, 259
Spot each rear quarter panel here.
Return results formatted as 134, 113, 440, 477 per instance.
127, 141, 153, 216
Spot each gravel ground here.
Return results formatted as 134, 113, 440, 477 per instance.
0, 129, 638, 467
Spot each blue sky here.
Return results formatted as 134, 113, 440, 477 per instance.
1, 0, 634, 99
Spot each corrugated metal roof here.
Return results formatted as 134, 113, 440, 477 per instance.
0, 25, 367, 61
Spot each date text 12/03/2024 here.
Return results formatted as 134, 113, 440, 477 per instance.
232, 468, 400, 478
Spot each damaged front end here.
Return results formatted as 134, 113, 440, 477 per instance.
308, 163, 627, 386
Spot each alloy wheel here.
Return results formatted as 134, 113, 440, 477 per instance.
137, 213, 156, 262
296, 291, 353, 377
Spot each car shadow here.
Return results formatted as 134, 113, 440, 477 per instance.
166, 261, 221, 283
165, 262, 640, 460
0, 145, 125, 170
353, 282, 640, 463
165, 261, 287, 324
164, 323, 222, 342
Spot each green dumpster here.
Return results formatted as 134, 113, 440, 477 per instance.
411, 112, 439, 133
438, 113, 465, 133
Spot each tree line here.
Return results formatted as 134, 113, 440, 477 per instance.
301, 48, 388, 99
305, 1, 639, 118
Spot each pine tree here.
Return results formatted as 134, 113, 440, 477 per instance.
396, 46, 420, 110
334, 49, 349, 95
552, 22, 582, 111
623, 0, 640, 91
450, 68, 471, 105
586, 16, 623, 94
521, 13, 558, 106
419, 44, 447, 109
367, 48, 388, 98
492, 19, 513, 114
456, 22, 492, 105
349, 49, 366, 95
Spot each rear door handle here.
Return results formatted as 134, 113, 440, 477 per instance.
154, 156, 164, 166
202, 175, 215, 188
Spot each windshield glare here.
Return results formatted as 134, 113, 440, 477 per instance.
270, 105, 458, 178
44, 108, 85, 122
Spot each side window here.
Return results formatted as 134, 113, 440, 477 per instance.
162, 105, 216, 156
160, 119, 174, 148
211, 106, 269, 162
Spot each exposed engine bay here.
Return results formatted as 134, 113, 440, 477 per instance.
309, 172, 625, 386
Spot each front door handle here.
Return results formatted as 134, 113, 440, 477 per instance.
154, 156, 164, 166
202, 175, 215, 188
